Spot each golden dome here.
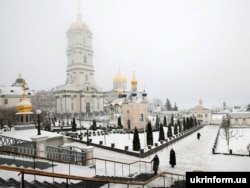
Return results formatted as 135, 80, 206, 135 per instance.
70, 21, 90, 30
16, 79, 32, 113
70, 13, 90, 31
16, 99, 32, 113
113, 72, 127, 83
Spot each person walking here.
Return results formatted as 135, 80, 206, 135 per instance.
151, 154, 160, 174
197, 132, 201, 140
169, 148, 176, 168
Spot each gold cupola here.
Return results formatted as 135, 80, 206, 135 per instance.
131, 71, 138, 92
113, 70, 127, 83
16, 80, 32, 113
70, 1, 90, 31
113, 68, 127, 91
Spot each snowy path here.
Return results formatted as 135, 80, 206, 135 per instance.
92, 125, 220, 174
156, 125, 220, 173
94, 125, 250, 175
138, 125, 250, 174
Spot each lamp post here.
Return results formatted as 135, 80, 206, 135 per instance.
36, 109, 42, 135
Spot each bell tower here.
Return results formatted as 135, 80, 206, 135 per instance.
55, 1, 103, 114
66, 1, 97, 89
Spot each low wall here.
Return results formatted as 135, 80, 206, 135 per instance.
73, 125, 204, 158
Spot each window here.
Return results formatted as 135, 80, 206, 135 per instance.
243, 118, 246, 123
84, 55, 87, 64
85, 75, 88, 81
197, 114, 202, 118
82, 37, 85, 46
4, 99, 8, 105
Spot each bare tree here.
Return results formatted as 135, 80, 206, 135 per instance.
0, 107, 17, 131
150, 98, 163, 111
220, 115, 237, 152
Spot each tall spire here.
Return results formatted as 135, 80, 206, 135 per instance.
70, 0, 89, 30
131, 71, 138, 92
199, 96, 203, 106
77, 0, 82, 21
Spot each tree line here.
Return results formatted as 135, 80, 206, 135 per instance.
133, 114, 198, 151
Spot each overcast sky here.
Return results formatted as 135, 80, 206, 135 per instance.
0, 0, 250, 109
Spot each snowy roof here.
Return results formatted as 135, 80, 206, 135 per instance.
189, 105, 212, 111
62, 142, 92, 150
110, 98, 123, 106
211, 113, 225, 120
0, 85, 34, 96
229, 111, 250, 117
1, 126, 62, 141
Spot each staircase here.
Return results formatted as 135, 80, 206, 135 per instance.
0, 177, 106, 188
96, 172, 155, 182
0, 157, 52, 170
95, 173, 186, 188
0, 151, 186, 187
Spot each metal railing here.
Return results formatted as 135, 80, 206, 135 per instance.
91, 157, 152, 177
0, 165, 185, 188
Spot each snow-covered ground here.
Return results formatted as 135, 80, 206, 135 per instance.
216, 127, 250, 154
1, 125, 250, 187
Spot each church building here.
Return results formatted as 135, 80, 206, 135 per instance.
54, 6, 103, 114
0, 74, 34, 109
189, 97, 212, 125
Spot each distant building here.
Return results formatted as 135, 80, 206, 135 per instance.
189, 97, 212, 125
54, 5, 103, 114
102, 70, 149, 129
103, 69, 128, 114
229, 107, 250, 126
211, 100, 231, 125
31, 89, 56, 117
0, 74, 34, 109
120, 72, 149, 130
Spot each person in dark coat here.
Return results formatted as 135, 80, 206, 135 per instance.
151, 154, 160, 174
169, 148, 176, 168
197, 132, 201, 140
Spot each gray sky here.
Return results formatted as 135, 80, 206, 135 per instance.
0, 0, 250, 109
